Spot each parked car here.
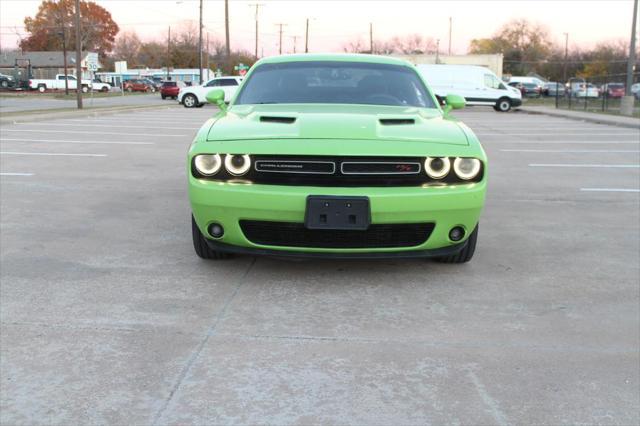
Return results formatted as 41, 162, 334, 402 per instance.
0, 73, 16, 89
567, 82, 599, 98
123, 79, 156, 93
508, 76, 546, 88
417, 64, 522, 112
632, 83, 640, 100
603, 83, 625, 98
189, 54, 486, 262
517, 82, 542, 97
28, 74, 110, 93
142, 78, 161, 90
160, 80, 186, 100
542, 82, 565, 97
178, 76, 243, 108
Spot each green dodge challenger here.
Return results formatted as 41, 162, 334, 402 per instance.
188, 54, 487, 262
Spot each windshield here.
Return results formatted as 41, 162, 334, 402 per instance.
235, 61, 436, 108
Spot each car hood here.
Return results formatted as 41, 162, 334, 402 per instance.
205, 104, 469, 146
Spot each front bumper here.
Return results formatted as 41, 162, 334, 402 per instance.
190, 179, 486, 254
511, 98, 523, 107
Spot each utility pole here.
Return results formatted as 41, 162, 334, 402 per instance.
206, 32, 210, 78
563, 32, 569, 83
276, 23, 286, 54
622, 0, 638, 116
369, 22, 373, 53
448, 17, 452, 55
167, 26, 171, 80
58, 0, 69, 95
198, 0, 203, 84
305, 18, 309, 53
74, 0, 82, 109
249, 3, 263, 60
225, 0, 231, 58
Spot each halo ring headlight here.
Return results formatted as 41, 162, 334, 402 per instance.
194, 154, 222, 176
453, 157, 481, 180
424, 157, 451, 179
225, 154, 251, 176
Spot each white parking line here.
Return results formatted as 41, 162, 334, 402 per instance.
580, 188, 640, 193
0, 129, 187, 137
529, 163, 640, 168
1, 138, 154, 145
501, 149, 640, 153
0, 151, 106, 157
0, 172, 33, 176
14, 122, 201, 131
488, 141, 640, 144
478, 132, 640, 136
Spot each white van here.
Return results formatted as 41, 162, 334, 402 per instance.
417, 64, 522, 112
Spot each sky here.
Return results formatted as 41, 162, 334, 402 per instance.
0, 0, 636, 57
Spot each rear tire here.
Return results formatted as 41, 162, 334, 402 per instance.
496, 98, 511, 112
81, 85, 89, 93
101, 86, 109, 93
435, 225, 478, 264
183, 93, 198, 108
37, 84, 46, 93
161, 94, 166, 100
192, 215, 231, 260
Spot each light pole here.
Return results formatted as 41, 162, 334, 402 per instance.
74, 0, 82, 109
563, 32, 569, 83
621, 0, 638, 116
198, 0, 203, 84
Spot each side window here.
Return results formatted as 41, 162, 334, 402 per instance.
205, 79, 220, 87
57, 75, 65, 80
219, 78, 239, 87
484, 74, 500, 89
67, 75, 76, 81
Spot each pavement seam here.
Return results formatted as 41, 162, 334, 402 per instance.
150, 257, 257, 426
466, 369, 509, 426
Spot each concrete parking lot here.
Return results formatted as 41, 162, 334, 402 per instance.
1, 106, 639, 424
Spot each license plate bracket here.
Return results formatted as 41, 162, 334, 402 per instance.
305, 196, 370, 230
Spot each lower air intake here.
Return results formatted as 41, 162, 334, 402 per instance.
239, 220, 434, 249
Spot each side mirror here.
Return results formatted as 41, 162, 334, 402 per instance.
444, 94, 466, 113
206, 89, 226, 110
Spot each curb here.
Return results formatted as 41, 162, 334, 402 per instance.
517, 107, 640, 130
0, 103, 181, 125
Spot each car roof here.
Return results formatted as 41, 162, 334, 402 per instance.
255, 53, 412, 67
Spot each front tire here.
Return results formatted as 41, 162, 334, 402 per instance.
435, 225, 478, 264
192, 215, 230, 260
81, 85, 89, 93
183, 93, 198, 108
161, 94, 167, 100
496, 98, 512, 112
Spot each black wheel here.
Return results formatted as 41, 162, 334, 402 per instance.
161, 94, 166, 100
192, 215, 231, 259
496, 98, 511, 112
183, 93, 198, 108
435, 225, 478, 264
101, 86, 109, 93
37, 84, 46, 93
81, 85, 89, 93
1, 80, 8, 88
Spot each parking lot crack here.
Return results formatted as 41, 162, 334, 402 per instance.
151, 257, 257, 426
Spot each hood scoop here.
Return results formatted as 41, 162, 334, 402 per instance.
379, 118, 415, 125
260, 116, 296, 124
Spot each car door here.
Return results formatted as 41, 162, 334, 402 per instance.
482, 73, 508, 104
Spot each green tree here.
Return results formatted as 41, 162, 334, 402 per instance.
468, 18, 552, 75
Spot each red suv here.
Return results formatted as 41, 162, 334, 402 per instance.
123, 79, 155, 93
160, 81, 185, 100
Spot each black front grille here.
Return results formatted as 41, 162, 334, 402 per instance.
239, 220, 434, 249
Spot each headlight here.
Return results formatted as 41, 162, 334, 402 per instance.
225, 154, 251, 176
424, 157, 451, 179
194, 154, 222, 175
453, 157, 481, 180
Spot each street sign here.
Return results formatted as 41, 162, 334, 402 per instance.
115, 61, 127, 74
234, 63, 249, 76
85, 52, 99, 71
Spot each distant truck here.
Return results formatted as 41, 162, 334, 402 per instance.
28, 74, 111, 93
417, 64, 522, 112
